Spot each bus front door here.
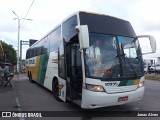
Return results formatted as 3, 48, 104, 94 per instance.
66, 43, 82, 102
58, 41, 67, 102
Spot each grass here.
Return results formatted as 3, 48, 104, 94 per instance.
145, 73, 160, 81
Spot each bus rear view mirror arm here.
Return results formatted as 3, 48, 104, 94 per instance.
76, 25, 89, 49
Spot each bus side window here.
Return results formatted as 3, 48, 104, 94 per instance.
62, 15, 78, 42
37, 47, 41, 55
41, 37, 49, 54
50, 26, 61, 52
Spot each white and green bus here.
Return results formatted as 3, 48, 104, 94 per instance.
26, 11, 156, 109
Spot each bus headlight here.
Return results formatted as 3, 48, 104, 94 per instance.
138, 81, 144, 88
84, 84, 105, 92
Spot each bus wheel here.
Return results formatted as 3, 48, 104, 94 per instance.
66, 86, 72, 102
52, 79, 62, 102
29, 72, 34, 83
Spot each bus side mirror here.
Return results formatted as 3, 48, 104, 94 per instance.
137, 35, 156, 55
75, 25, 89, 49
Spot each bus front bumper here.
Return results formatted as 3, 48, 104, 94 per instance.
81, 87, 144, 109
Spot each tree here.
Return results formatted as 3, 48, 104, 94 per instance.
0, 41, 17, 65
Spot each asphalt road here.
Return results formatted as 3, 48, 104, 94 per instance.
10, 74, 160, 120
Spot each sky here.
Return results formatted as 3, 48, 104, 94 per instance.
0, 0, 160, 60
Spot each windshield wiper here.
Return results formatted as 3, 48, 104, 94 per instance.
123, 54, 138, 78
109, 45, 139, 79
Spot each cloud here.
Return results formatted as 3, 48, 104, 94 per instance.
0, 0, 160, 59
128, 0, 160, 33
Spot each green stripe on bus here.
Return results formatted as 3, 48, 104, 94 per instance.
118, 80, 128, 86
37, 53, 49, 85
118, 80, 138, 86
126, 80, 134, 86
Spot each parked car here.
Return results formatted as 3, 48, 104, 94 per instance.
144, 65, 155, 74
153, 64, 160, 73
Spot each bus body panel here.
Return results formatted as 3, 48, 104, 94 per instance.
57, 77, 67, 102
26, 56, 40, 81
44, 51, 58, 91
85, 77, 144, 94
41, 50, 67, 102
26, 53, 50, 85
36, 53, 49, 85
81, 87, 144, 109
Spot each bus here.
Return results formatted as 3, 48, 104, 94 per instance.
26, 11, 156, 109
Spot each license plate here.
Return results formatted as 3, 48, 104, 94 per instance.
118, 96, 128, 102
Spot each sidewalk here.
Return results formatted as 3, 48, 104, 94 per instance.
0, 75, 21, 111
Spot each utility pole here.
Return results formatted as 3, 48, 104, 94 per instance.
20, 40, 29, 70
12, 11, 32, 72
12, 11, 20, 73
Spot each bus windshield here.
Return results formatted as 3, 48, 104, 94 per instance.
84, 33, 143, 79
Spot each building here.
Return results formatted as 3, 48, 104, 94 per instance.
157, 57, 160, 64
143, 59, 154, 66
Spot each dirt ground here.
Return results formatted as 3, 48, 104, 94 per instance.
145, 73, 160, 80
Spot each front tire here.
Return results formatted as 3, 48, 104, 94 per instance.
52, 79, 62, 102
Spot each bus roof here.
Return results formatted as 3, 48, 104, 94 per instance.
79, 11, 136, 37
29, 11, 136, 48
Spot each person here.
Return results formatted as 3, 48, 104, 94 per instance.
4, 65, 9, 81
85, 39, 101, 76
101, 37, 117, 68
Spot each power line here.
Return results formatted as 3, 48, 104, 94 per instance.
20, 0, 34, 27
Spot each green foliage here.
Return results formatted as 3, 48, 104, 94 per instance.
0, 41, 17, 65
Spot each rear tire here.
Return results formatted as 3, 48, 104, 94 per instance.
52, 79, 62, 102
29, 72, 34, 83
